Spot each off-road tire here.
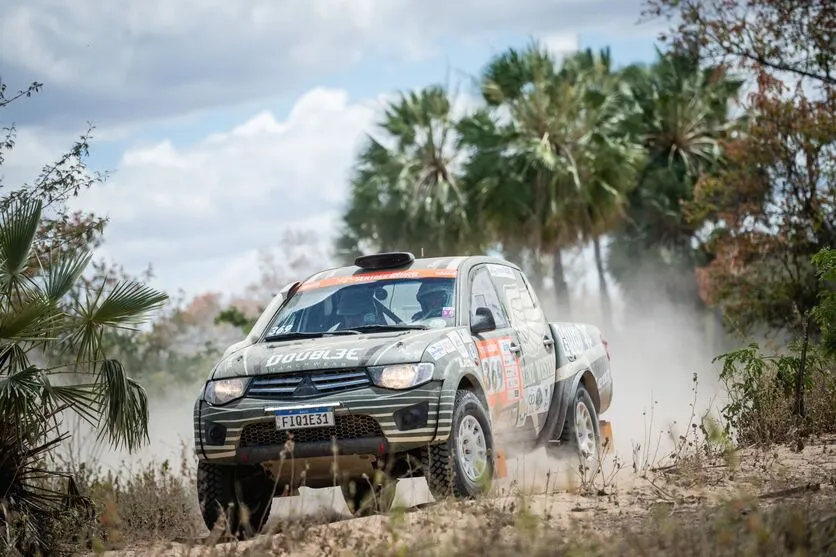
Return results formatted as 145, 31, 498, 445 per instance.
550, 385, 602, 477
197, 461, 273, 539
421, 389, 494, 500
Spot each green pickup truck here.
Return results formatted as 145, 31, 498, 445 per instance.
193, 252, 613, 537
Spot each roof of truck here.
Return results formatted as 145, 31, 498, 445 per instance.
298, 253, 519, 290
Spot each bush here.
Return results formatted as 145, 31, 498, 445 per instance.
716, 343, 836, 446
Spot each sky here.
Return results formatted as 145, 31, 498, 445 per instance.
1, 0, 666, 301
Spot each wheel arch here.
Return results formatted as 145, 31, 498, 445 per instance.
457, 372, 490, 411
578, 370, 601, 412
535, 367, 600, 448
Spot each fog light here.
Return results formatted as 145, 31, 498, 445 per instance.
393, 401, 429, 431
206, 422, 227, 445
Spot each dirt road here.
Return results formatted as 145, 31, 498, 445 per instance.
93, 437, 836, 556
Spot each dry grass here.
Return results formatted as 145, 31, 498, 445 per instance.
49, 427, 832, 557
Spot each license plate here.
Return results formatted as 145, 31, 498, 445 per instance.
274, 406, 335, 430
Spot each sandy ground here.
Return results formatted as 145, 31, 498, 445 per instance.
94, 436, 836, 556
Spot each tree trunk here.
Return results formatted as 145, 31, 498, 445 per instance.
793, 313, 813, 451
552, 247, 571, 318
593, 236, 613, 332
794, 314, 813, 419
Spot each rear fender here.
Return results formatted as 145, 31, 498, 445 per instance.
548, 321, 612, 414
534, 321, 612, 446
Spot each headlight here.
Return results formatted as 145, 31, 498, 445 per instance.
203, 378, 251, 405
369, 363, 434, 390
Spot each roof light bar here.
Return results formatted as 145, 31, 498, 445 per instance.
354, 251, 415, 270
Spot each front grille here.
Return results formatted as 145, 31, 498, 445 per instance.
239, 415, 384, 447
247, 368, 371, 400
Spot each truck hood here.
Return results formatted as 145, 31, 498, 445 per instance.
210, 327, 471, 379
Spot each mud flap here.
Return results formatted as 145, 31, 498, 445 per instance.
494, 449, 508, 479
599, 420, 614, 455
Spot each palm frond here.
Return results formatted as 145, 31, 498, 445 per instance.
42, 248, 93, 302
0, 198, 42, 290
95, 358, 150, 451
84, 280, 168, 328
0, 295, 59, 344
0, 365, 43, 416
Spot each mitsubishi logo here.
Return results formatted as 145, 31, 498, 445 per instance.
293, 376, 319, 397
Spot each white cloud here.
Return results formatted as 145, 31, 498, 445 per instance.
540, 33, 581, 58
60, 87, 379, 297
1, 0, 650, 128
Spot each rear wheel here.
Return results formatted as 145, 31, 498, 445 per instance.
421, 390, 494, 499
550, 385, 602, 477
197, 461, 274, 539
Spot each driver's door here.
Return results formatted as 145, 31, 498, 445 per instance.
466, 265, 525, 434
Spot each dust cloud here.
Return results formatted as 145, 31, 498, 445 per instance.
59, 382, 203, 475
495, 264, 733, 496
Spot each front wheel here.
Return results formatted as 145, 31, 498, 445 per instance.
197, 461, 274, 539
421, 389, 494, 499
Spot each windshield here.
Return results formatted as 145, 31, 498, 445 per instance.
262, 270, 457, 339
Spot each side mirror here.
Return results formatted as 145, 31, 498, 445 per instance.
470, 307, 496, 335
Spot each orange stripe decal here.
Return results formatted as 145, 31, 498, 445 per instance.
298, 268, 458, 291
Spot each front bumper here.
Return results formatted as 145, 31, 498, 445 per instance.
195, 380, 443, 464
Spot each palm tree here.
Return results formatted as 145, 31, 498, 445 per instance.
466, 43, 643, 322
553, 47, 646, 328
468, 42, 586, 315
336, 85, 481, 261
0, 199, 167, 555
607, 46, 745, 311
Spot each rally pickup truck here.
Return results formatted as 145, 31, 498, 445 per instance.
193, 252, 614, 537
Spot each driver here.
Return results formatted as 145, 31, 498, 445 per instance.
334, 287, 379, 329
412, 281, 454, 321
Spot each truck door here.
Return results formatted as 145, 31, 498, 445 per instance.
487, 264, 556, 436
466, 264, 524, 434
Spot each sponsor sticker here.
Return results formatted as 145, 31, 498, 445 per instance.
427, 342, 447, 360
487, 264, 515, 279
524, 384, 551, 413
299, 268, 457, 291
447, 331, 469, 358
476, 337, 523, 407
440, 337, 457, 356
265, 348, 361, 367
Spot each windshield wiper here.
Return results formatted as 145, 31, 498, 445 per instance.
263, 330, 361, 342
346, 324, 429, 333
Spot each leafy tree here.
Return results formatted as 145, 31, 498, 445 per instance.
645, 0, 835, 89
648, 0, 836, 430
812, 248, 836, 357
690, 88, 835, 337
689, 84, 835, 418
